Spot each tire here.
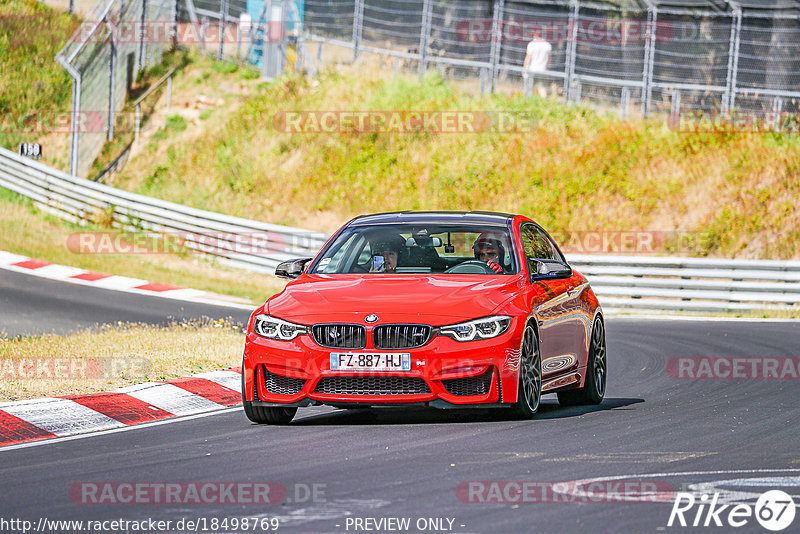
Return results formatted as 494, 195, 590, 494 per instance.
558, 316, 606, 406
509, 323, 542, 419
242, 365, 297, 425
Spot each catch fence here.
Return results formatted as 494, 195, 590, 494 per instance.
40, 0, 800, 177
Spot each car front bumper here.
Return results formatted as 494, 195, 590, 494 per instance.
243, 325, 524, 407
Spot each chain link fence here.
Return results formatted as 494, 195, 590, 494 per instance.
53, 0, 309, 177
51, 0, 800, 178
304, 0, 800, 119
55, 0, 175, 177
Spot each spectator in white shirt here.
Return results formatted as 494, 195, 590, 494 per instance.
523, 28, 552, 98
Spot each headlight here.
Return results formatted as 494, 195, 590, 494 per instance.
438, 316, 511, 342
253, 314, 308, 340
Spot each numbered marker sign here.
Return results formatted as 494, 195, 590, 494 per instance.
19, 143, 42, 159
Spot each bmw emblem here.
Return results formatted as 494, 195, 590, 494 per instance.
365, 314, 378, 323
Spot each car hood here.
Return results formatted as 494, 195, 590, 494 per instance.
266, 274, 522, 325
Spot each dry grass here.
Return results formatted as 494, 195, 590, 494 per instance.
0, 188, 287, 304
108, 59, 800, 258
0, 319, 244, 401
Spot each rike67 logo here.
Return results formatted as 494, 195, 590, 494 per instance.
668, 490, 796, 531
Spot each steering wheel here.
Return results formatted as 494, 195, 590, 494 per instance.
444, 260, 496, 274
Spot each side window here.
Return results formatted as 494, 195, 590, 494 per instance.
316, 234, 365, 273
520, 224, 560, 262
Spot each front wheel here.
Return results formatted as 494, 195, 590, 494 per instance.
558, 316, 606, 406
510, 324, 542, 419
242, 365, 297, 424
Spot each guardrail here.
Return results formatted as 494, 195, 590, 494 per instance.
0, 147, 328, 272
567, 255, 800, 313
1, 147, 798, 313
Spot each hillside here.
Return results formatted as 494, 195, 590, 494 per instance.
106, 63, 800, 259
0, 0, 79, 170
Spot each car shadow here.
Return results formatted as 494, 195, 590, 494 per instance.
291, 397, 644, 426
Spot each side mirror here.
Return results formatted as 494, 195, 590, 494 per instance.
275, 258, 313, 279
530, 259, 572, 281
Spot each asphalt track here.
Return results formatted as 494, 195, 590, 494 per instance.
0, 269, 252, 336
2, 270, 800, 533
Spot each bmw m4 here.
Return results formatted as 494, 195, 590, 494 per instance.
242, 211, 606, 424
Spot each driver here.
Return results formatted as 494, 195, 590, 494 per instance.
472, 233, 506, 273
370, 234, 405, 273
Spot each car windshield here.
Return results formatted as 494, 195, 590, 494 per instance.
310, 223, 518, 275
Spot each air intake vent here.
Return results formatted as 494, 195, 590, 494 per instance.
441, 368, 494, 396
314, 376, 431, 396
373, 324, 433, 349
263, 368, 306, 396
312, 324, 367, 349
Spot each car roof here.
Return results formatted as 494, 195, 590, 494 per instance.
348, 211, 517, 227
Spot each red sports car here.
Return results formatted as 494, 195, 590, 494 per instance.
242, 211, 606, 424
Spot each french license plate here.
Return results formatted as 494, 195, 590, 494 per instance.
330, 353, 411, 371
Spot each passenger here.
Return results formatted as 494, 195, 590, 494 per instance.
371, 235, 405, 273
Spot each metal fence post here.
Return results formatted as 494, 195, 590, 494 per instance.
139, 0, 148, 71
417, 0, 432, 78
773, 96, 783, 132
172, 0, 179, 49
641, 1, 657, 116
184, 0, 203, 43
70, 76, 81, 176
621, 86, 630, 119
352, 0, 364, 62
218, 0, 228, 60
480, 67, 487, 94
135, 103, 141, 141
563, 0, 579, 102
261, 0, 283, 81
670, 89, 681, 128
488, 0, 504, 93
107, 21, 117, 141
725, 3, 742, 112
570, 79, 581, 103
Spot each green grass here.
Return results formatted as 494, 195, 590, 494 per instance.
211, 60, 238, 74
152, 114, 188, 141
0, 0, 79, 152
239, 66, 260, 80
88, 49, 191, 178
